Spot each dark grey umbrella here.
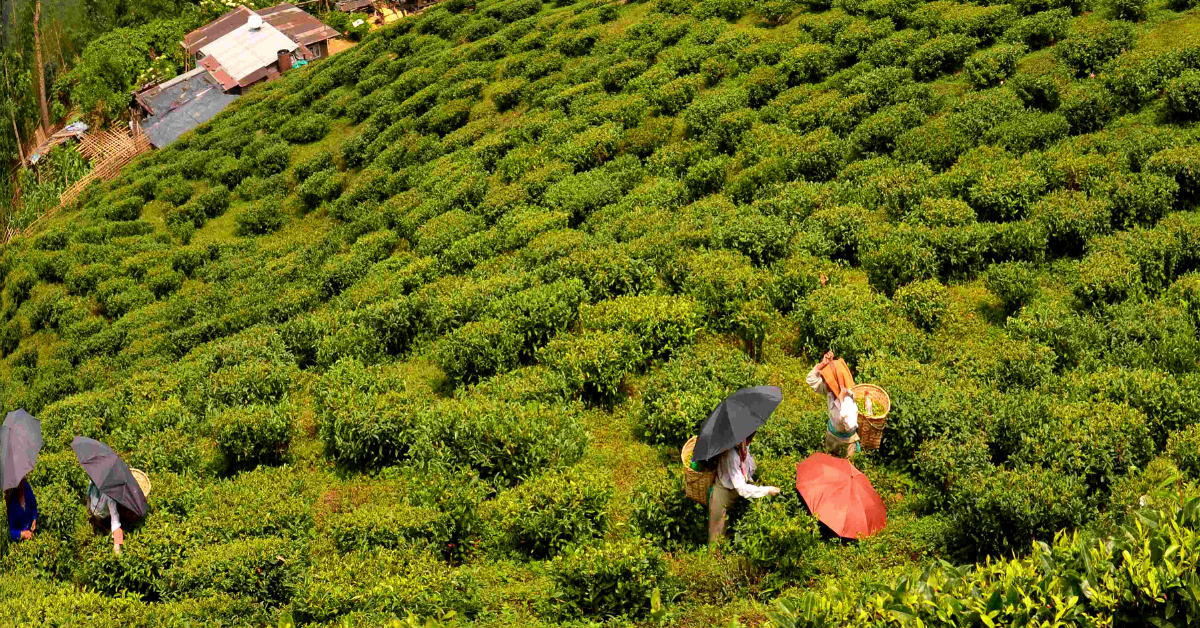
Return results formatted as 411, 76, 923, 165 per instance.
71, 437, 147, 519
1, 409, 43, 491
692, 386, 783, 463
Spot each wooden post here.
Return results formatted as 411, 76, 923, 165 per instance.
2, 57, 26, 168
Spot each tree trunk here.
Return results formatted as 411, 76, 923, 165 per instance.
33, 0, 51, 134
3, 58, 26, 168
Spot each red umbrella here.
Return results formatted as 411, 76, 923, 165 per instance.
795, 453, 887, 540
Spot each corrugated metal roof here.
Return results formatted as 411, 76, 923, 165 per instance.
184, 4, 340, 56
201, 56, 240, 91
337, 0, 374, 11
200, 21, 298, 84
259, 4, 341, 47
141, 72, 240, 148
184, 5, 256, 56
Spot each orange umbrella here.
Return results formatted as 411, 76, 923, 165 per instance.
795, 453, 887, 540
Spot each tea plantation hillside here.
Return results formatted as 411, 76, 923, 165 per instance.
7, 0, 1200, 624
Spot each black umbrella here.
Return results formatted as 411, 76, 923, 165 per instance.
1, 409, 43, 492
692, 385, 782, 463
71, 437, 147, 519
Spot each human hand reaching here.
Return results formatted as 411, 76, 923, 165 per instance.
766, 486, 781, 496
20, 530, 32, 540
113, 528, 125, 555
30, 519, 35, 532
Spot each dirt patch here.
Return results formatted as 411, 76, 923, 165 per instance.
327, 37, 358, 56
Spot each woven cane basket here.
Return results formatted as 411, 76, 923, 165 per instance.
681, 436, 716, 506
851, 384, 890, 451
130, 468, 152, 500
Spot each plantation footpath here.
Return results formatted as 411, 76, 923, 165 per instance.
5, 0, 1200, 624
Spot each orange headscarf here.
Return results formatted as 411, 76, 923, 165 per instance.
819, 359, 855, 399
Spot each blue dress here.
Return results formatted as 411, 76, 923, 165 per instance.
6, 481, 37, 542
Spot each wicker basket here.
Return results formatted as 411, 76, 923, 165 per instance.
681, 436, 716, 506
130, 468, 151, 500
852, 384, 890, 451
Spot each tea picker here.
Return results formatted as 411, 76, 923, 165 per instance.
2, 409, 43, 542
71, 437, 151, 555
806, 353, 891, 459
681, 385, 785, 546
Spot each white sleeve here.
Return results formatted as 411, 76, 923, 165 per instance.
107, 497, 121, 533
842, 393, 858, 432
806, 364, 826, 394
725, 449, 771, 499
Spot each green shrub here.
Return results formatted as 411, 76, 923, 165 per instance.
1147, 146, 1200, 205
963, 44, 1024, 89
489, 467, 612, 559
1013, 400, 1154, 494
162, 537, 301, 604
628, 468, 709, 549
732, 498, 820, 578
416, 209, 486, 257
1165, 70, 1200, 122
540, 330, 645, 404
946, 464, 1092, 560
145, 264, 183, 299
1059, 81, 1116, 135
546, 539, 677, 620
906, 198, 976, 228
280, 114, 332, 143
581, 295, 702, 361
1111, 0, 1148, 21
291, 546, 482, 623
420, 397, 589, 486
1002, 8, 1070, 49
914, 432, 994, 509
1102, 172, 1178, 229
909, 34, 979, 80
156, 174, 194, 207
234, 199, 287, 236
894, 279, 948, 332
298, 170, 343, 210
636, 343, 761, 445
671, 250, 768, 331
778, 44, 836, 84
435, 319, 524, 385
291, 150, 333, 184
255, 142, 291, 177
1009, 72, 1062, 111
861, 228, 940, 297
985, 261, 1038, 315
213, 404, 292, 471
1031, 189, 1112, 258
193, 185, 231, 219
1167, 424, 1200, 480
1054, 19, 1136, 75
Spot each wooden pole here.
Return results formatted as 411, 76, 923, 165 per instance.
3, 57, 26, 168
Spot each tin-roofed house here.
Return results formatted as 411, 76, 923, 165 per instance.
132, 3, 340, 148
183, 4, 341, 89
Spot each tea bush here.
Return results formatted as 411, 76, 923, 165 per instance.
546, 538, 678, 620
212, 404, 293, 471
628, 468, 709, 549
435, 319, 524, 384
280, 114, 333, 143
731, 498, 820, 579
1167, 424, 1200, 480
234, 199, 287, 236
893, 278, 948, 332
1166, 70, 1200, 122
985, 261, 1038, 315
580, 294, 702, 360
1054, 19, 1136, 75
540, 330, 645, 404
636, 343, 762, 445
963, 44, 1024, 89
488, 467, 612, 559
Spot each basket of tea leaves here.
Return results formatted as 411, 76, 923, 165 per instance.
852, 384, 890, 450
